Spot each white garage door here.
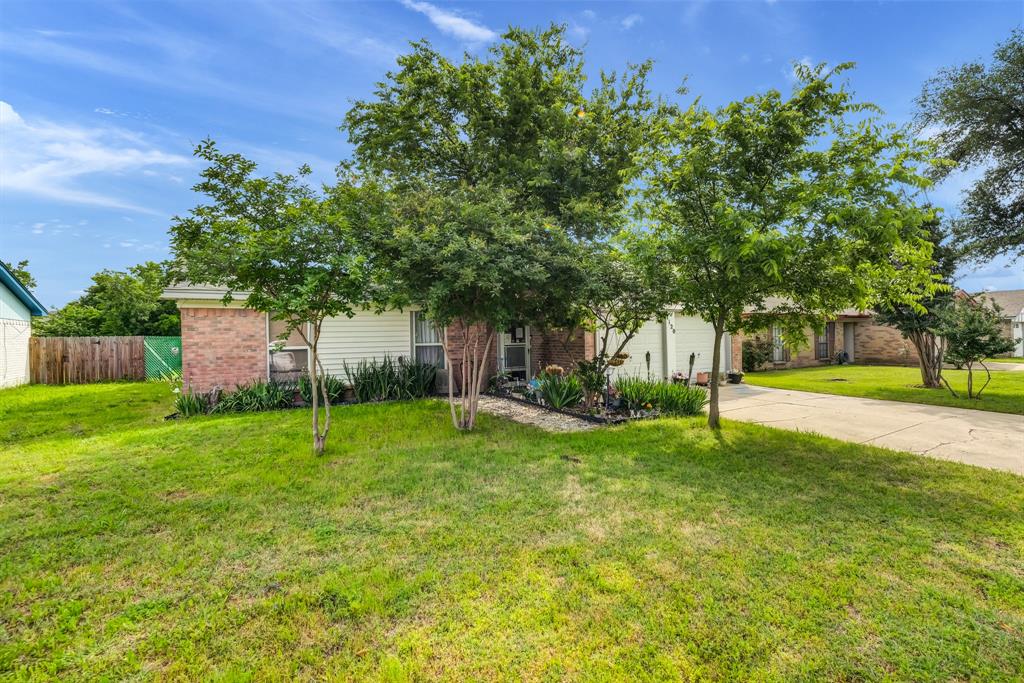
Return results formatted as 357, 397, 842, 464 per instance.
608, 319, 666, 380
673, 314, 728, 374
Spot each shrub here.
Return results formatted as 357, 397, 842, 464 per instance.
537, 371, 584, 409
653, 382, 708, 416
398, 358, 437, 398
742, 337, 774, 372
298, 372, 348, 405
574, 357, 608, 408
174, 389, 208, 417
344, 356, 437, 402
212, 380, 295, 413
614, 376, 660, 411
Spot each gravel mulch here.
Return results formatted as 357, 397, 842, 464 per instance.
476, 395, 599, 432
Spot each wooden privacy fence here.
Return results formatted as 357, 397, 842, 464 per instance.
29, 336, 145, 385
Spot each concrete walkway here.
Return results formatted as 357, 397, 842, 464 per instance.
719, 384, 1024, 475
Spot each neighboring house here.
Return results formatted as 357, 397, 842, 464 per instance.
736, 302, 920, 370
162, 284, 735, 392
977, 289, 1024, 357
0, 261, 47, 388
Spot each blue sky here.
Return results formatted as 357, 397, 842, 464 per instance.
2, 0, 1021, 309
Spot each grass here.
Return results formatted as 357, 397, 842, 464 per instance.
743, 364, 1024, 415
1, 383, 1022, 681
987, 357, 1024, 364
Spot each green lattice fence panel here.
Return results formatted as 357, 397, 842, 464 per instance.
144, 336, 182, 379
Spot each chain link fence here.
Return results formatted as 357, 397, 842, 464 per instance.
144, 336, 182, 379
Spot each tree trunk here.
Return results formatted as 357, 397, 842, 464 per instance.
440, 320, 493, 431
966, 362, 974, 399
908, 330, 944, 389
708, 319, 725, 429
310, 326, 329, 455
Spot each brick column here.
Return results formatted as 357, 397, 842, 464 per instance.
180, 307, 267, 392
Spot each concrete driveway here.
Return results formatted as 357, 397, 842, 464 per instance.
719, 384, 1024, 475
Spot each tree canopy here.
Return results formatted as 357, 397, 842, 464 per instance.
3, 259, 36, 291
34, 261, 179, 337
643, 62, 938, 427
917, 28, 1024, 262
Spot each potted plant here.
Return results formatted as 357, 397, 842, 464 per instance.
727, 370, 744, 384
695, 371, 710, 385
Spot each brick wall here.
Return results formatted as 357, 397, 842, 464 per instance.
853, 320, 919, 366
442, 321, 499, 390
181, 307, 267, 392
530, 327, 593, 374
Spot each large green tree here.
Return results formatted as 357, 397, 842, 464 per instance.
34, 261, 179, 337
169, 141, 381, 455
346, 25, 664, 429
875, 213, 960, 388
643, 63, 938, 428
916, 29, 1024, 262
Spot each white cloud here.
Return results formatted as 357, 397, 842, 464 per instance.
0, 101, 188, 213
682, 0, 708, 27
400, 0, 497, 43
582, 9, 596, 20
621, 14, 643, 30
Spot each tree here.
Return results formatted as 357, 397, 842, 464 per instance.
643, 63, 938, 428
34, 261, 180, 337
347, 25, 664, 429
168, 141, 379, 455
380, 186, 578, 430
916, 29, 1024, 262
936, 296, 1015, 399
874, 214, 959, 388
3, 259, 36, 290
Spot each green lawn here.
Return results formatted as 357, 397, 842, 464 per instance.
2, 383, 1022, 681
988, 357, 1024, 364
743, 364, 1024, 415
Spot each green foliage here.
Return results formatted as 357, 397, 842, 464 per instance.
174, 389, 208, 417
169, 140, 383, 453
642, 61, 938, 427
537, 371, 585, 410
653, 382, 709, 416
3, 258, 36, 290
916, 29, 1023, 262
742, 337, 775, 373
34, 261, 180, 337
212, 380, 295, 414
343, 356, 437, 403
346, 25, 666, 430
936, 297, 1016, 399
614, 376, 660, 412
298, 373, 348, 406
614, 376, 708, 415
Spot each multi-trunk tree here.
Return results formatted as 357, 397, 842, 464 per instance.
643, 63, 939, 428
169, 141, 381, 454
875, 214, 959, 388
346, 25, 665, 429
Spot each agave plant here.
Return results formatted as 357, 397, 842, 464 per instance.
537, 371, 584, 410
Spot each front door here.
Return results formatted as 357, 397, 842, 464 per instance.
500, 323, 530, 381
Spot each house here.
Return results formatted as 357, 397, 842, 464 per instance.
161, 284, 735, 392
0, 261, 46, 388
736, 302, 921, 370
978, 289, 1024, 357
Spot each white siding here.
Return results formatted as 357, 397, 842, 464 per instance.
672, 314, 727, 374
1, 284, 31, 322
608, 320, 667, 380
318, 310, 413, 375
0, 318, 31, 388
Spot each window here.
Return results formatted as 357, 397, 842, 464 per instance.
815, 322, 835, 360
413, 312, 445, 368
268, 315, 309, 382
771, 325, 786, 362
